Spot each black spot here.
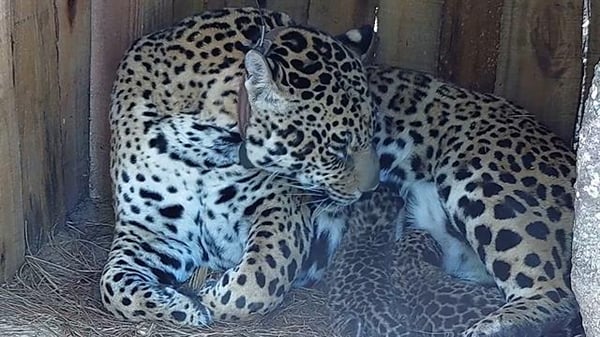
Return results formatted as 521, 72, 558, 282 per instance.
268, 278, 279, 296
256, 231, 274, 239
493, 260, 511, 281
235, 296, 246, 309
465, 182, 477, 192
544, 262, 556, 279
521, 176, 537, 187
521, 152, 535, 168
458, 196, 486, 218
237, 275, 246, 286
453, 214, 467, 236
281, 31, 308, 53
524, 253, 541, 267
244, 197, 268, 216
546, 290, 560, 303
140, 189, 163, 201
552, 247, 563, 269
255, 271, 266, 288
265, 255, 277, 269
555, 229, 567, 252
216, 186, 237, 204
455, 168, 473, 180
516, 273, 534, 288
149, 134, 168, 153
474, 225, 492, 245
499, 172, 517, 184
497, 139, 512, 148
410, 155, 424, 173
482, 182, 503, 197
536, 184, 547, 200
287, 259, 298, 282
121, 297, 132, 306
439, 186, 451, 202
220, 290, 231, 305
159, 205, 184, 219
513, 190, 539, 207
247, 302, 265, 313
546, 207, 562, 222
278, 240, 291, 259
526, 221, 550, 240
493, 203, 516, 220
539, 162, 559, 177
409, 130, 424, 144
171, 311, 187, 322
495, 229, 522, 251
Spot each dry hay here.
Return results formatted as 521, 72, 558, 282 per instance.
0, 199, 339, 337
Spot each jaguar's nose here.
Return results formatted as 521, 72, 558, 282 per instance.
355, 146, 380, 193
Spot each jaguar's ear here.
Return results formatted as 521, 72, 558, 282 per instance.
244, 49, 276, 101
336, 25, 377, 64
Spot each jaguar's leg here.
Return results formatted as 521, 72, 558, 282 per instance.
405, 181, 495, 285
437, 170, 578, 337
198, 196, 314, 322
100, 216, 210, 326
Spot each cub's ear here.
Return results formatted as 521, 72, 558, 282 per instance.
336, 25, 378, 64
244, 49, 275, 100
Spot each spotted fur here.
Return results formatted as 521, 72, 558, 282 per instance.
368, 63, 579, 337
326, 185, 584, 337
102, 8, 376, 326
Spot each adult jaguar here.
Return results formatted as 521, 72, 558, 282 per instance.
101, 7, 378, 326
368, 62, 579, 336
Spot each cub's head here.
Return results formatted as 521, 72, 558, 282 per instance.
239, 25, 378, 204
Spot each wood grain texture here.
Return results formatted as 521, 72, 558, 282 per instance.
173, 0, 205, 21
265, 0, 310, 24
11, 0, 66, 251
438, 0, 504, 93
0, 1, 25, 282
90, 0, 179, 200
495, 0, 583, 143
377, 0, 444, 73
307, 0, 379, 34
55, 0, 91, 211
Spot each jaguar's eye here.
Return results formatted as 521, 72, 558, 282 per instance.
329, 146, 347, 160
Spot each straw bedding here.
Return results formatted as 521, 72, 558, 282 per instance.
0, 199, 339, 337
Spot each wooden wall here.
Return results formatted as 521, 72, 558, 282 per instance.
0, 0, 90, 281
0, 0, 594, 281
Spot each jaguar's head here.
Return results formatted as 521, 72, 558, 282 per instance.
239, 25, 379, 204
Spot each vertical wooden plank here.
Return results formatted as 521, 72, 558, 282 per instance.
90, 1, 178, 200
54, 0, 91, 211
0, 1, 25, 282
173, 0, 205, 21
377, 0, 444, 73
202, 0, 227, 10
265, 0, 310, 24
12, 0, 65, 251
575, 0, 598, 147
438, 1, 504, 93
223, 0, 255, 7
307, 0, 379, 34
495, 0, 583, 143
